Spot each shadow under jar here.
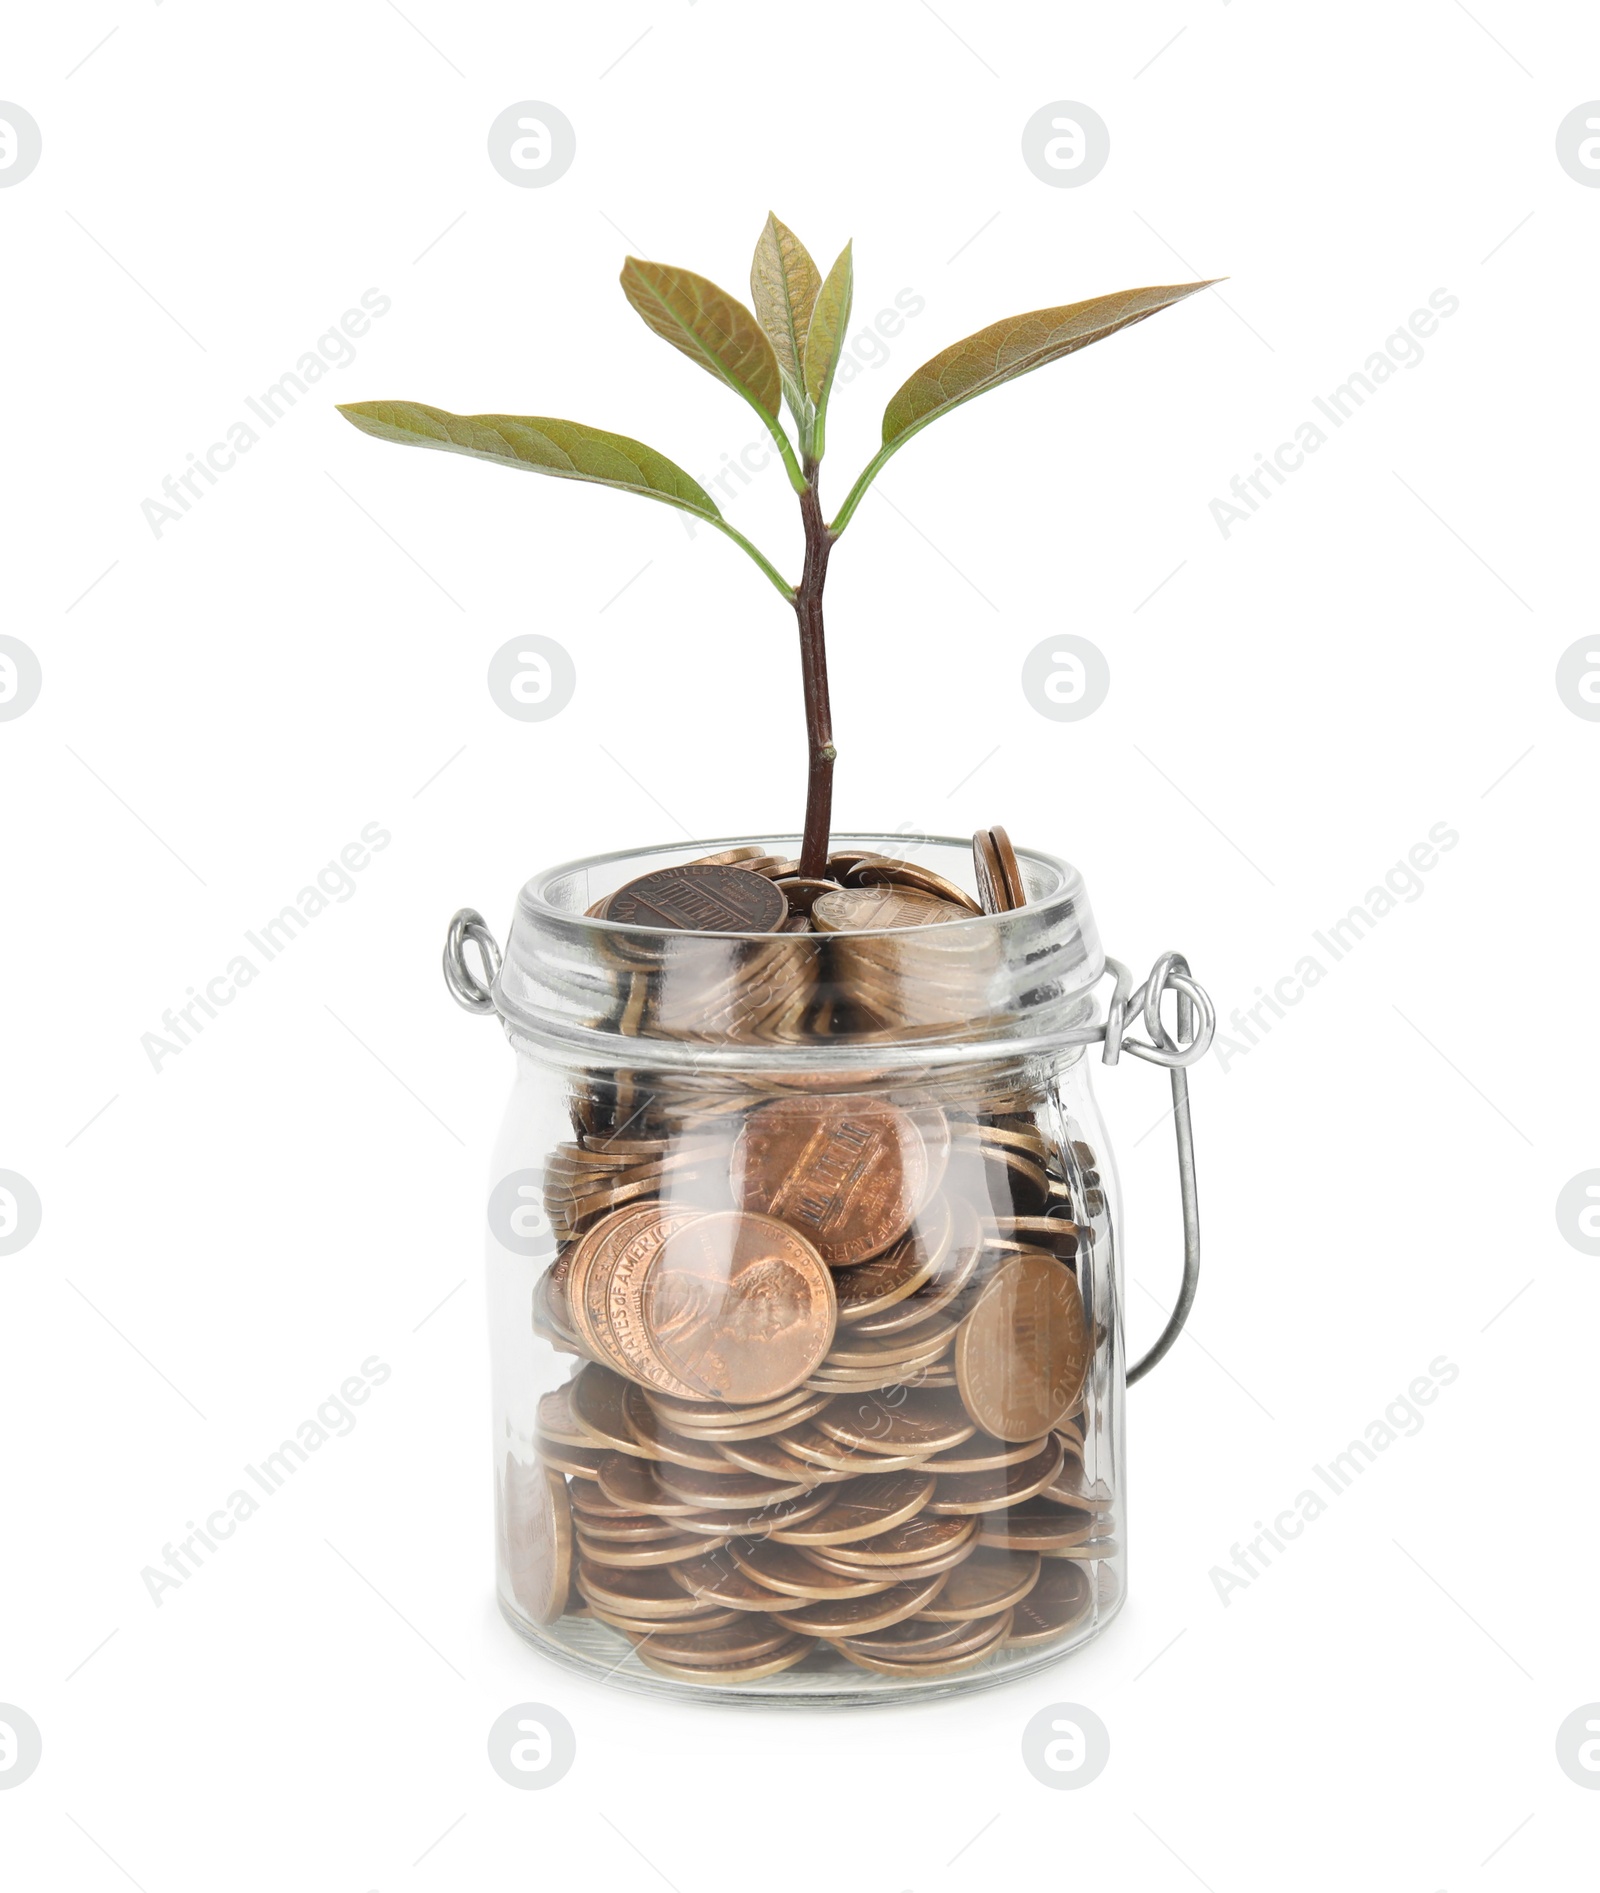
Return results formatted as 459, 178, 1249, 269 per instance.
480, 836, 1152, 1705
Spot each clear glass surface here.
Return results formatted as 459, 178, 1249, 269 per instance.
486, 836, 1125, 1704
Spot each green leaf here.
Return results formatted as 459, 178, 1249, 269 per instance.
337, 400, 722, 516
830, 278, 1216, 533
802, 241, 853, 448
335, 401, 795, 599
750, 213, 821, 424
620, 257, 784, 422
881, 279, 1217, 448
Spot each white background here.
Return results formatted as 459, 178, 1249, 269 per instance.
3, 2, 1597, 1886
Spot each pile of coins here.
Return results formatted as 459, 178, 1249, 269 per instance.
504, 828, 1119, 1689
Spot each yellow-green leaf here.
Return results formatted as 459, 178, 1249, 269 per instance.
620, 257, 783, 421
750, 213, 821, 417
881, 279, 1217, 447
803, 241, 854, 410
336, 401, 723, 521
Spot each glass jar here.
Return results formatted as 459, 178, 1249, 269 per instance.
453, 834, 1209, 1704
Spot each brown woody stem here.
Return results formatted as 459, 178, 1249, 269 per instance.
794, 463, 835, 877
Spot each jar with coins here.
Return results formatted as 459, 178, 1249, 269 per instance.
446, 831, 1213, 1703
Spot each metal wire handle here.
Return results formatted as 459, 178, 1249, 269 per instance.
439, 908, 1208, 1384
443, 907, 502, 1014
1097, 953, 1209, 1386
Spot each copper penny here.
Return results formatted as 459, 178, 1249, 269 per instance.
683, 846, 772, 868
715, 1433, 827, 1484
653, 1462, 813, 1511
730, 1540, 896, 1601
669, 1486, 835, 1538
837, 1612, 1010, 1676
642, 1210, 836, 1402
927, 1437, 1065, 1515
670, 1547, 792, 1612
812, 1387, 976, 1457
811, 886, 973, 933
954, 1252, 1089, 1441
1004, 1558, 1093, 1645
802, 1510, 975, 1570
975, 1500, 1097, 1552
586, 1600, 740, 1637
770, 1570, 948, 1637
596, 1452, 702, 1516
535, 1384, 589, 1447
575, 1528, 727, 1569
732, 1097, 927, 1265
566, 1204, 702, 1385
767, 1471, 935, 1547
833, 1196, 953, 1325
823, 1614, 973, 1660
922, 1430, 1048, 1474
916, 1547, 1042, 1621
635, 1635, 815, 1684
605, 863, 788, 933
843, 1607, 1010, 1665
643, 1384, 818, 1431
987, 826, 1026, 908
500, 1455, 571, 1626
576, 1559, 721, 1621
535, 1438, 607, 1481
847, 857, 983, 913
571, 1364, 655, 1456
632, 1616, 795, 1664
849, 1201, 987, 1336
804, 1530, 976, 1583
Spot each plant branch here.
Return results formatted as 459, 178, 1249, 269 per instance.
793, 460, 836, 875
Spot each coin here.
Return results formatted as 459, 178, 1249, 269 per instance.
847, 857, 983, 913
915, 1547, 1041, 1621
1040, 1459, 1116, 1510
684, 846, 773, 868
576, 1559, 725, 1621
770, 1570, 948, 1637
642, 1210, 836, 1402
644, 1383, 818, 1431
822, 1318, 957, 1370
643, 1390, 833, 1442
772, 1422, 928, 1477
767, 1471, 935, 1546
500, 1456, 572, 1626
803, 1530, 976, 1583
927, 1437, 1065, 1515
811, 886, 973, 932
801, 1510, 976, 1570
1003, 1558, 1093, 1646
634, 1635, 816, 1684
987, 826, 1026, 908
812, 1387, 976, 1457
670, 1486, 836, 1537
836, 1612, 1010, 1676
571, 1510, 682, 1543
597, 1453, 702, 1516
832, 1196, 951, 1324
730, 1539, 897, 1600
843, 1607, 1009, 1665
586, 1599, 740, 1637
536, 1437, 608, 1480
848, 1200, 984, 1336
653, 1462, 814, 1511
575, 1527, 727, 1569
971, 830, 1005, 916
975, 1501, 1096, 1552
954, 1253, 1089, 1441
572, 1364, 656, 1455
605, 863, 789, 933
922, 1430, 1048, 1474
671, 1548, 793, 1612
827, 1614, 974, 1660
630, 1616, 796, 1664
535, 1384, 589, 1447
732, 1097, 927, 1264
715, 1433, 831, 1484
566, 1204, 705, 1388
